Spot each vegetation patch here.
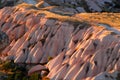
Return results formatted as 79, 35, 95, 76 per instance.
16, 3, 90, 27
76, 13, 120, 28
0, 60, 49, 80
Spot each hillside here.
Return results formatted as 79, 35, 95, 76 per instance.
1, 0, 120, 12
0, 2, 120, 80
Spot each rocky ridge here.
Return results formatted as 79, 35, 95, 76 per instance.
1, 0, 120, 12
22, 0, 120, 12
0, 3, 120, 80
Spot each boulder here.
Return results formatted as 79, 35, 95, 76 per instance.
28, 65, 48, 76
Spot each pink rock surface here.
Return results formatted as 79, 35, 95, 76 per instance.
28, 65, 47, 76
0, 5, 120, 80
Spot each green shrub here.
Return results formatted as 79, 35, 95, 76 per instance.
2, 60, 15, 70
12, 65, 26, 72
48, 56, 53, 61
6, 74, 15, 80
22, 77, 28, 80
29, 73, 39, 80
14, 73, 23, 80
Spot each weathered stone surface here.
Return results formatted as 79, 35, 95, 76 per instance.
28, 65, 47, 76
42, 0, 119, 12
76, 7, 86, 12
90, 71, 120, 80
1, 0, 119, 12
0, 30, 9, 51
0, 3, 120, 80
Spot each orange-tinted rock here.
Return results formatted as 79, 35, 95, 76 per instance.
0, 5, 120, 80
28, 65, 47, 76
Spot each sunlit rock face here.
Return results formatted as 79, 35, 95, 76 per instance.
46, 25, 120, 80
0, 6, 79, 63
0, 3, 120, 80
84, 71, 120, 80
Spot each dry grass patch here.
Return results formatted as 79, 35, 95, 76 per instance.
16, 3, 89, 24
75, 13, 120, 29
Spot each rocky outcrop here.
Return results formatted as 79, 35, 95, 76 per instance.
25, 0, 120, 12
0, 3, 120, 80
0, 0, 16, 8
46, 25, 120, 80
0, 30, 9, 52
1, 0, 120, 12
93, 71, 120, 80
84, 71, 120, 80
28, 65, 48, 76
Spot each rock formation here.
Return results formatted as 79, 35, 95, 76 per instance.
28, 65, 48, 76
0, 30, 9, 52
23, 0, 120, 12
1, 0, 120, 12
0, 1, 120, 80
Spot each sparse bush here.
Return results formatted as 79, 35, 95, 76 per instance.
14, 73, 23, 80
29, 73, 40, 80
12, 65, 26, 72
48, 56, 53, 61
6, 74, 15, 80
22, 76, 29, 80
2, 60, 15, 70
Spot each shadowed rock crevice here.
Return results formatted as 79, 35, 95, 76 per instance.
0, 30, 9, 52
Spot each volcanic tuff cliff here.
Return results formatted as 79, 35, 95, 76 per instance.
0, 2, 120, 80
